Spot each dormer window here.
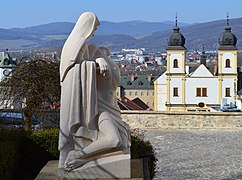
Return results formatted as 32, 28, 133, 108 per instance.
127, 81, 132, 86
138, 81, 143, 86
225, 59, 231, 68
3, 58, 9, 65
173, 59, 178, 68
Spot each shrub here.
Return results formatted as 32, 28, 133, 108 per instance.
30, 129, 59, 159
0, 128, 57, 180
0, 128, 156, 179
131, 129, 157, 179
0, 128, 27, 180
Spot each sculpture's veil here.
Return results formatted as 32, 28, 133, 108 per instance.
60, 12, 100, 82
59, 12, 100, 152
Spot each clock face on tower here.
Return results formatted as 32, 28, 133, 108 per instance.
3, 69, 11, 76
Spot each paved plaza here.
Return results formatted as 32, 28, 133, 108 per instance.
145, 129, 242, 180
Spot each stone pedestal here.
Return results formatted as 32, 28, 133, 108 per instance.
35, 156, 144, 180
59, 154, 130, 179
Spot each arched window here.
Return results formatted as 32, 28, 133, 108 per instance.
173, 59, 178, 68
225, 59, 231, 68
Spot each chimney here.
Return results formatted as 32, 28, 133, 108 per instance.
147, 74, 152, 81
131, 74, 135, 81
214, 65, 218, 76
186, 65, 189, 75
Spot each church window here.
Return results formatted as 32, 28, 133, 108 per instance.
147, 92, 150, 96
173, 59, 178, 68
135, 92, 138, 96
173, 87, 178, 97
225, 88, 231, 97
141, 92, 144, 96
129, 92, 132, 96
225, 59, 231, 68
196, 87, 207, 97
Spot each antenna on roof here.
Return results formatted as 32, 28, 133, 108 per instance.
175, 13, 178, 26
227, 12, 230, 26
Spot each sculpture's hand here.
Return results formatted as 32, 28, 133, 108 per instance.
96, 57, 109, 76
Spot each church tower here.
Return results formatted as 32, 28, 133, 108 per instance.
218, 15, 238, 104
166, 15, 186, 111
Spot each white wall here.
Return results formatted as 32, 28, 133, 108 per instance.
221, 77, 236, 98
221, 52, 235, 74
170, 78, 182, 104
155, 73, 167, 111
185, 77, 219, 104
169, 54, 183, 73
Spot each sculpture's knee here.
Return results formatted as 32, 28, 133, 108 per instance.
98, 112, 111, 124
98, 111, 122, 148
107, 135, 122, 149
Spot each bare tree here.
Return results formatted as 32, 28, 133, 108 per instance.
0, 59, 60, 130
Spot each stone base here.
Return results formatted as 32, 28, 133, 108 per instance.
59, 154, 130, 179
35, 156, 144, 180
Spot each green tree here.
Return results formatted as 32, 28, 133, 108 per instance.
0, 59, 60, 130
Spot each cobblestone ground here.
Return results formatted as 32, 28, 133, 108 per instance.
144, 129, 242, 180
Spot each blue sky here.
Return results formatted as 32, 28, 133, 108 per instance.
1, 0, 242, 28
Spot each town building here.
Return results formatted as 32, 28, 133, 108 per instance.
116, 74, 157, 110
154, 17, 239, 111
0, 49, 17, 81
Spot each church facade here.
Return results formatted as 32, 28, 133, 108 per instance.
154, 18, 238, 111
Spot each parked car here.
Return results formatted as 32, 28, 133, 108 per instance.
0, 112, 42, 130
221, 108, 241, 112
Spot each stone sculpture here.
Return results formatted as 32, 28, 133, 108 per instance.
58, 12, 131, 177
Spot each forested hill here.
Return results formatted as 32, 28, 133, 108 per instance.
0, 18, 241, 51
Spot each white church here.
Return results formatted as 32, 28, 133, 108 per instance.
154, 18, 239, 112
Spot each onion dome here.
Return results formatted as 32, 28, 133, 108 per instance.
167, 15, 186, 50
218, 15, 237, 50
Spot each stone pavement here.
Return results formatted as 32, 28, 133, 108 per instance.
144, 129, 242, 180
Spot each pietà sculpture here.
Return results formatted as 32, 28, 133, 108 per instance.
58, 12, 131, 176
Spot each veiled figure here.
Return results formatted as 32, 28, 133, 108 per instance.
58, 12, 130, 171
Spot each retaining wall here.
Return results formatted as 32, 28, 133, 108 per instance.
121, 111, 242, 130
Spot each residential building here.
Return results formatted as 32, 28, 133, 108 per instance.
117, 74, 157, 110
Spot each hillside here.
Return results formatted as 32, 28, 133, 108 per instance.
140, 18, 242, 51
0, 18, 241, 51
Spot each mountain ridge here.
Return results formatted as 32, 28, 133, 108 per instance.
0, 18, 241, 51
